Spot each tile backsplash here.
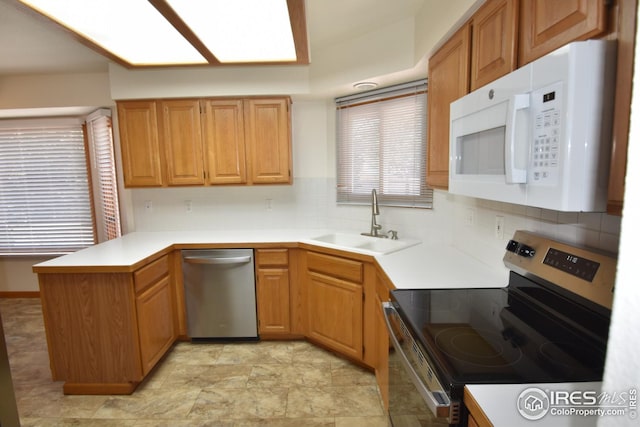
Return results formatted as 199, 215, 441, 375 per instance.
131, 176, 621, 275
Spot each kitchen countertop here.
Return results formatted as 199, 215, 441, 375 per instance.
32, 229, 509, 289
466, 382, 614, 427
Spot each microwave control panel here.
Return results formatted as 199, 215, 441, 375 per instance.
530, 81, 562, 186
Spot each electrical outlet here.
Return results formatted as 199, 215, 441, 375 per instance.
185, 200, 193, 213
144, 200, 153, 213
465, 208, 476, 226
266, 198, 273, 211
495, 215, 505, 239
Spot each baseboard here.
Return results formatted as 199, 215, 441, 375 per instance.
0, 291, 40, 298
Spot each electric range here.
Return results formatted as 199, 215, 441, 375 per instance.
383, 230, 616, 426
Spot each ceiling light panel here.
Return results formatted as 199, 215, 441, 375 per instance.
19, 0, 207, 65
166, 0, 297, 63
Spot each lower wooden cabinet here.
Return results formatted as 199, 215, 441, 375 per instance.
256, 249, 291, 337
303, 250, 365, 362
374, 271, 392, 409
136, 275, 176, 376
36, 253, 177, 395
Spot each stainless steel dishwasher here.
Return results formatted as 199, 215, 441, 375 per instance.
182, 249, 258, 340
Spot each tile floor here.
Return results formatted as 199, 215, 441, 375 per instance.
0, 298, 389, 427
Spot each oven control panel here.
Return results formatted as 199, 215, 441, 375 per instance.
504, 230, 616, 309
543, 248, 600, 282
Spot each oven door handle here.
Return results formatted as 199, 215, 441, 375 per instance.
382, 301, 452, 419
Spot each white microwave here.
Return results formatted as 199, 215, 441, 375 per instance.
449, 40, 616, 212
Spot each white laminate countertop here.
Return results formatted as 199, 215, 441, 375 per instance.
466, 382, 614, 427
32, 229, 509, 289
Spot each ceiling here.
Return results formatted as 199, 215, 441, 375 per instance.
0, 0, 424, 77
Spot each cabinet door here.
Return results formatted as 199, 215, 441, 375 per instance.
470, 0, 518, 90
306, 272, 363, 361
519, 0, 607, 66
427, 24, 471, 189
202, 99, 247, 184
136, 276, 176, 376
117, 101, 164, 187
244, 98, 292, 184
256, 268, 291, 335
160, 99, 205, 185
374, 273, 390, 409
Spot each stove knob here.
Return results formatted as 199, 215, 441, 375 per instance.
506, 240, 519, 252
517, 244, 536, 258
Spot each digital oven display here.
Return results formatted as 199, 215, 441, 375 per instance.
543, 248, 600, 282
543, 91, 556, 103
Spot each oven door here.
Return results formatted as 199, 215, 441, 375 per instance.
383, 302, 461, 426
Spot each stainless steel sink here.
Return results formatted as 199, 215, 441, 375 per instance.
308, 232, 420, 255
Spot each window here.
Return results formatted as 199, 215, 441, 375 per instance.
0, 118, 96, 255
336, 80, 432, 208
86, 109, 122, 242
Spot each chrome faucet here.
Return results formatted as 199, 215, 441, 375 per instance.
362, 189, 384, 237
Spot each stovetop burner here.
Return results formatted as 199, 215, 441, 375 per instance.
430, 325, 523, 368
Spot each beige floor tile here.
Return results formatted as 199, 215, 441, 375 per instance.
216, 341, 294, 365
248, 363, 332, 388
93, 388, 201, 419
189, 387, 288, 420
286, 385, 384, 418
164, 363, 252, 389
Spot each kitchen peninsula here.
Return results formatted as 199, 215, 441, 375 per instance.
33, 229, 506, 395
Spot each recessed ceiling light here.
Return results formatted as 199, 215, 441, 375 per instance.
167, 0, 297, 63
19, 0, 208, 65
17, 0, 309, 67
353, 82, 378, 90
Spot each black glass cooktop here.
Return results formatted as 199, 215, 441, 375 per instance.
391, 272, 611, 390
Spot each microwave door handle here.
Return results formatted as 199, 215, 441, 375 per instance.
505, 94, 530, 183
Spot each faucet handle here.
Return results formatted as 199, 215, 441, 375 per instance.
387, 230, 398, 240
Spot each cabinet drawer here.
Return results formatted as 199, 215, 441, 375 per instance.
134, 255, 169, 294
307, 251, 363, 284
256, 249, 288, 267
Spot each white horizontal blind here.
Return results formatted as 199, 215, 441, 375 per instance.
0, 119, 96, 255
336, 80, 432, 208
86, 110, 122, 242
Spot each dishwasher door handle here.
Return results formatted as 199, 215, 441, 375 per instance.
183, 255, 252, 265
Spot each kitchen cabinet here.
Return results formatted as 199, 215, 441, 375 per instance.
304, 250, 364, 361
464, 386, 492, 427
374, 270, 392, 409
134, 255, 176, 376
244, 98, 292, 184
519, 0, 608, 66
117, 100, 164, 187
608, 0, 637, 215
426, 24, 471, 189
255, 249, 292, 337
161, 99, 205, 186
36, 253, 177, 395
116, 96, 292, 187
470, 0, 518, 90
202, 99, 247, 184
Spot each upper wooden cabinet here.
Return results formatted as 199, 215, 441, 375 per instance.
244, 98, 292, 184
161, 99, 205, 186
202, 99, 247, 185
470, 0, 519, 90
427, 24, 471, 189
117, 101, 164, 187
116, 96, 292, 187
519, 0, 608, 66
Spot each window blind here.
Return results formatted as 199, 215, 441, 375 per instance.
336, 79, 432, 208
0, 118, 96, 255
86, 109, 122, 242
